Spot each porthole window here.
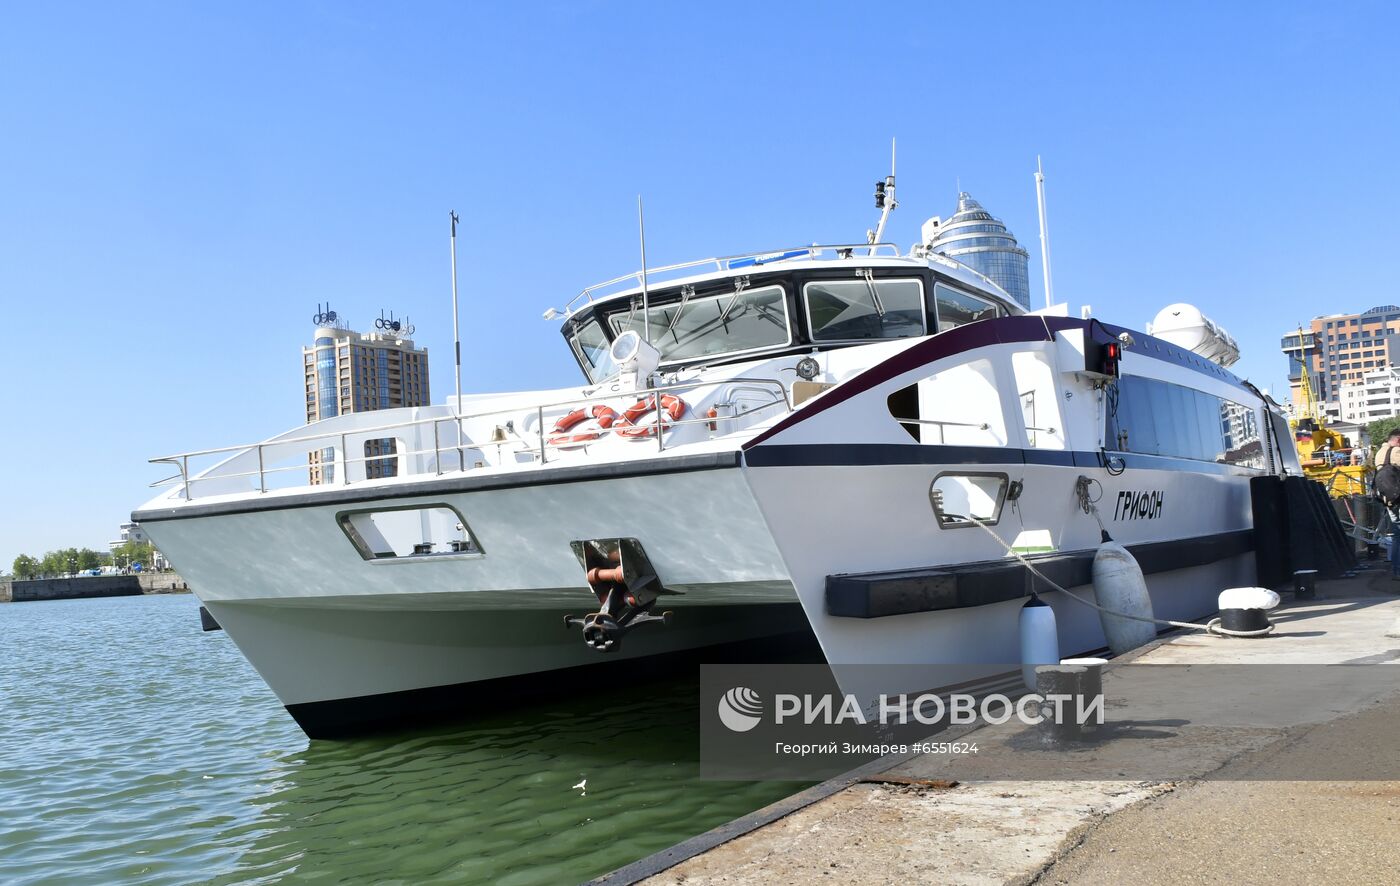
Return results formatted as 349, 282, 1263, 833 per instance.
337, 504, 483, 561
929, 472, 1010, 528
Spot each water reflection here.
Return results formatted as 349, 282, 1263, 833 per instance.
0, 595, 804, 886
219, 686, 792, 885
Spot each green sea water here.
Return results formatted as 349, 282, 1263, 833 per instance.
0, 594, 801, 884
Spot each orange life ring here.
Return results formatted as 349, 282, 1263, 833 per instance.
616, 394, 687, 439
547, 404, 619, 448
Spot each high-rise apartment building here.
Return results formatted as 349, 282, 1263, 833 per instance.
304, 310, 430, 483
923, 192, 1032, 310
1280, 305, 1400, 417
1338, 365, 1400, 425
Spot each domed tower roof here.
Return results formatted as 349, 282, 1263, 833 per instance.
925, 192, 1031, 309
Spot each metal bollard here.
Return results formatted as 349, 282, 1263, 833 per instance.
1293, 568, 1318, 601
1034, 664, 1099, 746
1059, 657, 1108, 716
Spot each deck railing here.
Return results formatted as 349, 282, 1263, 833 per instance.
565, 243, 906, 313
150, 376, 792, 501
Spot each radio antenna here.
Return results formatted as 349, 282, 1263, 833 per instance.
449, 210, 465, 470
1034, 156, 1055, 309
449, 210, 462, 412
868, 138, 897, 254
638, 195, 651, 343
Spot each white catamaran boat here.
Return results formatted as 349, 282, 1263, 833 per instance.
135, 167, 1301, 737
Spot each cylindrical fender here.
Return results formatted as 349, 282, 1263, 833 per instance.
1091, 539, 1157, 655
1019, 596, 1060, 691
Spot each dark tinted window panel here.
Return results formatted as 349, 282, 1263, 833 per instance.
1108, 376, 1263, 469
934, 284, 999, 331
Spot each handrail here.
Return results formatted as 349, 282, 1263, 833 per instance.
565, 243, 908, 313
150, 374, 793, 500
892, 417, 991, 430
166, 396, 791, 493
150, 375, 789, 464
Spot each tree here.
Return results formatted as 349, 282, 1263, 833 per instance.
12, 554, 39, 579
1368, 416, 1400, 451
36, 547, 83, 576
114, 540, 153, 569
75, 548, 103, 572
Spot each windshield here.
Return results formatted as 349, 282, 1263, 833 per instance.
805, 278, 925, 341
569, 318, 620, 383
608, 284, 790, 364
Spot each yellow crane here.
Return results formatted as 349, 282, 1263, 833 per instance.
1289, 329, 1369, 497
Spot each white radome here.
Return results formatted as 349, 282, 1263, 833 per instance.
1147, 303, 1240, 368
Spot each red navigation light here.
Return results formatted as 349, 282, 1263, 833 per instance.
1101, 341, 1121, 378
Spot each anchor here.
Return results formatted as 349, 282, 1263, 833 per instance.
564, 538, 678, 652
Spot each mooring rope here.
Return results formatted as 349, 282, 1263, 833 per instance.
963, 512, 1231, 634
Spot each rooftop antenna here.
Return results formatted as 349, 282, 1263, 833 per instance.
449, 211, 462, 412
868, 138, 897, 254
449, 210, 465, 470
1034, 156, 1055, 309
638, 195, 651, 342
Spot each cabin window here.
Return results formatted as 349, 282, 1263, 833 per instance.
1107, 376, 1265, 468
804, 277, 926, 342
570, 319, 618, 383
1221, 400, 1266, 469
337, 504, 483, 561
934, 284, 999, 332
608, 284, 790, 364
886, 357, 1008, 446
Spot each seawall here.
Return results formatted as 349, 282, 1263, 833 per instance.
0, 573, 190, 603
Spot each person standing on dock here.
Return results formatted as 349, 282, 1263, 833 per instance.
1374, 430, 1400, 579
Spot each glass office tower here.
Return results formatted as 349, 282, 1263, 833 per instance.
926, 192, 1032, 310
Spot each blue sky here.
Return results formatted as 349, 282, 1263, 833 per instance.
2, 1, 1397, 565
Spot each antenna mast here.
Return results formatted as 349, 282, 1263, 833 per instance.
638, 195, 651, 343
1034, 156, 1055, 309
868, 138, 897, 254
449, 211, 463, 412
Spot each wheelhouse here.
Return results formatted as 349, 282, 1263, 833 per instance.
560, 253, 1020, 384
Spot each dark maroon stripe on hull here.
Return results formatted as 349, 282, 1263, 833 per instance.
744, 316, 1255, 451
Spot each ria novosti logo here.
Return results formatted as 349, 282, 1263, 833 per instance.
717, 687, 764, 732
716, 685, 1104, 731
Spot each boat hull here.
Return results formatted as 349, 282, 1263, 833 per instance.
207, 598, 814, 737
146, 451, 1259, 737
142, 459, 812, 735
138, 317, 1282, 737
741, 450, 1259, 696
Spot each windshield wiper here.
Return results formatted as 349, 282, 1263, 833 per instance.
858, 268, 886, 318
718, 276, 750, 326
660, 284, 694, 345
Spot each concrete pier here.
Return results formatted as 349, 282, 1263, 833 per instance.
0, 573, 189, 603
599, 572, 1400, 886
